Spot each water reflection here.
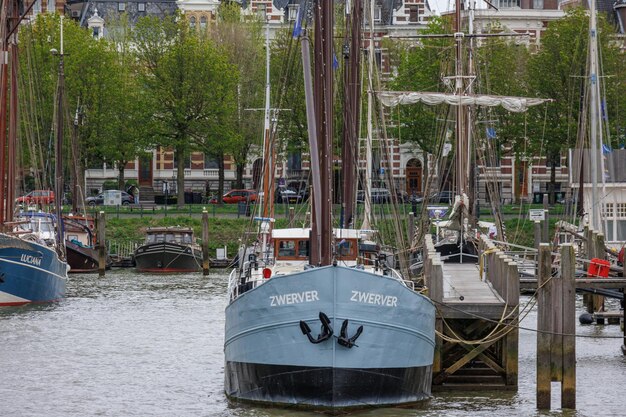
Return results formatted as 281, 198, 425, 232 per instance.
0, 271, 624, 417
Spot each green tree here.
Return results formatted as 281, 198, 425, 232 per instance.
134, 14, 238, 208
527, 8, 624, 203
211, 3, 264, 192
19, 14, 115, 196
100, 14, 151, 191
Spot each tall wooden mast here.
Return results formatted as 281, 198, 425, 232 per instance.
313, 0, 334, 266
341, 0, 361, 229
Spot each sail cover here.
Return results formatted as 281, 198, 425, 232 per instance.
378, 91, 551, 113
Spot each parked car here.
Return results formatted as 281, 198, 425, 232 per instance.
275, 187, 307, 204
16, 190, 55, 206
209, 189, 257, 204
85, 191, 134, 206
356, 188, 392, 204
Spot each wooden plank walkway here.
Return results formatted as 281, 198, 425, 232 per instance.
440, 263, 506, 319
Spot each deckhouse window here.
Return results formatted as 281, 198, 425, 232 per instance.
278, 240, 296, 257
297, 240, 309, 257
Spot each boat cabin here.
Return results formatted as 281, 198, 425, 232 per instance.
272, 228, 360, 263
144, 227, 194, 245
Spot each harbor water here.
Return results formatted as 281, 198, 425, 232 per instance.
1, 270, 625, 417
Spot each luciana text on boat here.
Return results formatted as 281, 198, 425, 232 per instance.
224, 1, 435, 409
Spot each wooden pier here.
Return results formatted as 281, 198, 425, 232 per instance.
424, 235, 519, 390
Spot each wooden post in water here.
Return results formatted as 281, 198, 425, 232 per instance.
537, 242, 577, 409
583, 227, 594, 313
505, 259, 519, 386
594, 233, 606, 322
561, 243, 576, 409
621, 256, 626, 354
97, 211, 106, 277
534, 221, 542, 279
534, 221, 542, 247
537, 243, 552, 409
202, 210, 209, 276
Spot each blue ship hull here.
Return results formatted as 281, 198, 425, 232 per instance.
0, 234, 67, 306
224, 265, 435, 409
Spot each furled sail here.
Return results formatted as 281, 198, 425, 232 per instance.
378, 91, 552, 113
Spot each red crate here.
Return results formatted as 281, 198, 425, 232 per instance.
587, 258, 610, 278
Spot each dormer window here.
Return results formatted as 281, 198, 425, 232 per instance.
138, 2, 145, 12
374, 6, 382, 23
118, 2, 125, 12
257, 4, 266, 21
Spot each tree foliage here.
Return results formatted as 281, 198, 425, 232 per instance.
134, 13, 238, 207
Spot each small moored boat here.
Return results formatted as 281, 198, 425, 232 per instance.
134, 227, 201, 273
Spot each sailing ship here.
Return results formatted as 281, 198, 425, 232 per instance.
565, 0, 626, 259
0, 11, 68, 306
380, 0, 551, 263
224, 1, 435, 409
134, 226, 202, 273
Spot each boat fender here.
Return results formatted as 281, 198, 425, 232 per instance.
299, 312, 334, 344
579, 313, 594, 325
337, 319, 363, 348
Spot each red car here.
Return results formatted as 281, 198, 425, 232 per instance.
210, 189, 257, 204
16, 190, 55, 205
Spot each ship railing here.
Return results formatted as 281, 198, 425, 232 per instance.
108, 239, 142, 259
227, 261, 268, 300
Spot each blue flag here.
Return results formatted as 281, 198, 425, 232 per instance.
292, 5, 302, 38
486, 127, 497, 139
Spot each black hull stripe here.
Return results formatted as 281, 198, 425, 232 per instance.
225, 361, 432, 409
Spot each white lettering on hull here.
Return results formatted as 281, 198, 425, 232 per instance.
270, 290, 319, 306
350, 290, 397, 307
20, 254, 42, 267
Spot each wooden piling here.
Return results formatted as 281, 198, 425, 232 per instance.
534, 220, 542, 247
561, 243, 576, 409
202, 210, 209, 276
97, 211, 106, 277
593, 233, 606, 322
505, 260, 519, 386
536, 243, 552, 409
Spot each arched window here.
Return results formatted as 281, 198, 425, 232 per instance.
189, 16, 196, 29
200, 15, 207, 30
